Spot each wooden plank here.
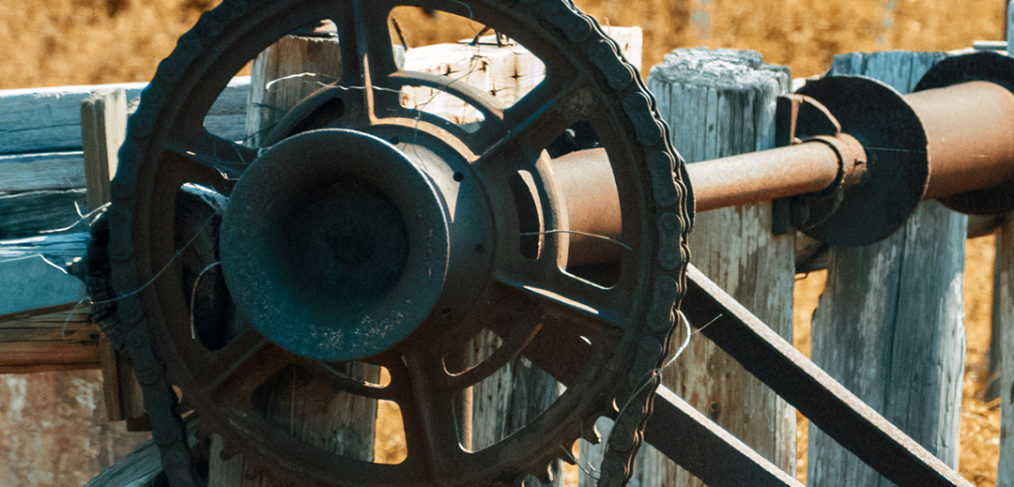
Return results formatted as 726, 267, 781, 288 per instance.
0, 307, 99, 373
0, 232, 95, 373
84, 415, 199, 487
0, 78, 250, 155
999, 214, 1014, 487
0, 254, 84, 317
0, 151, 85, 192
83, 436, 162, 487
0, 83, 142, 154
808, 51, 965, 486
0, 231, 89, 267
600, 48, 794, 487
0, 188, 87, 239
206, 78, 252, 143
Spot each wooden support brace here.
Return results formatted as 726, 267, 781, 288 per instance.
81, 88, 149, 426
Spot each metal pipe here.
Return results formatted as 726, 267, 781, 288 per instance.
554, 139, 847, 217
906, 81, 1014, 199
552, 79, 1014, 263
687, 140, 844, 212
553, 135, 856, 266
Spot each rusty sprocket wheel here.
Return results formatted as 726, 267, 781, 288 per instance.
100, 0, 693, 485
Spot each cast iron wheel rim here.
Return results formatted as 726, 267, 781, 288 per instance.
105, 0, 692, 485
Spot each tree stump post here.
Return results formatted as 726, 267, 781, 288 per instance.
807, 51, 965, 486
583, 47, 795, 486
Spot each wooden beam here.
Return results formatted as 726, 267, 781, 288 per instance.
0, 78, 250, 156
0, 306, 99, 374
0, 231, 94, 373
0, 254, 84, 316
0, 189, 88, 239
0, 231, 89, 267
0, 151, 85, 192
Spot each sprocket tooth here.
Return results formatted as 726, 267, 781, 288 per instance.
197, 422, 214, 442
209, 434, 241, 462
580, 417, 602, 445
218, 443, 240, 462
559, 447, 578, 466
534, 463, 555, 484
243, 462, 272, 482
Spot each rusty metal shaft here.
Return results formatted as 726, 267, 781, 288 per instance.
908, 81, 1014, 199
686, 137, 855, 212
553, 78, 1014, 262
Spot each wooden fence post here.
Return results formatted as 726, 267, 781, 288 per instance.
208, 32, 380, 487
807, 51, 965, 485
1008, 0, 1013, 57
999, 214, 1014, 486
998, 8, 1014, 486
587, 48, 795, 486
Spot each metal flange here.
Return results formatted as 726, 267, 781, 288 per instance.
795, 76, 929, 246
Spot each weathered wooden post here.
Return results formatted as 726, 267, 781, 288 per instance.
807, 51, 966, 485
582, 48, 796, 486
208, 29, 380, 486
999, 213, 1014, 486
998, 10, 1014, 486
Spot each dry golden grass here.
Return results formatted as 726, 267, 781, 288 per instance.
0, 1, 1007, 485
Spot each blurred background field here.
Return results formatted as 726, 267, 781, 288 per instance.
0, 0, 1007, 485
0, 0, 1006, 89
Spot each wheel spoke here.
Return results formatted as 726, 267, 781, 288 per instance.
334, 1, 398, 120
298, 360, 394, 400
398, 351, 469, 478
198, 331, 284, 400
445, 319, 542, 390
495, 268, 624, 338
472, 77, 588, 167
166, 128, 258, 181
